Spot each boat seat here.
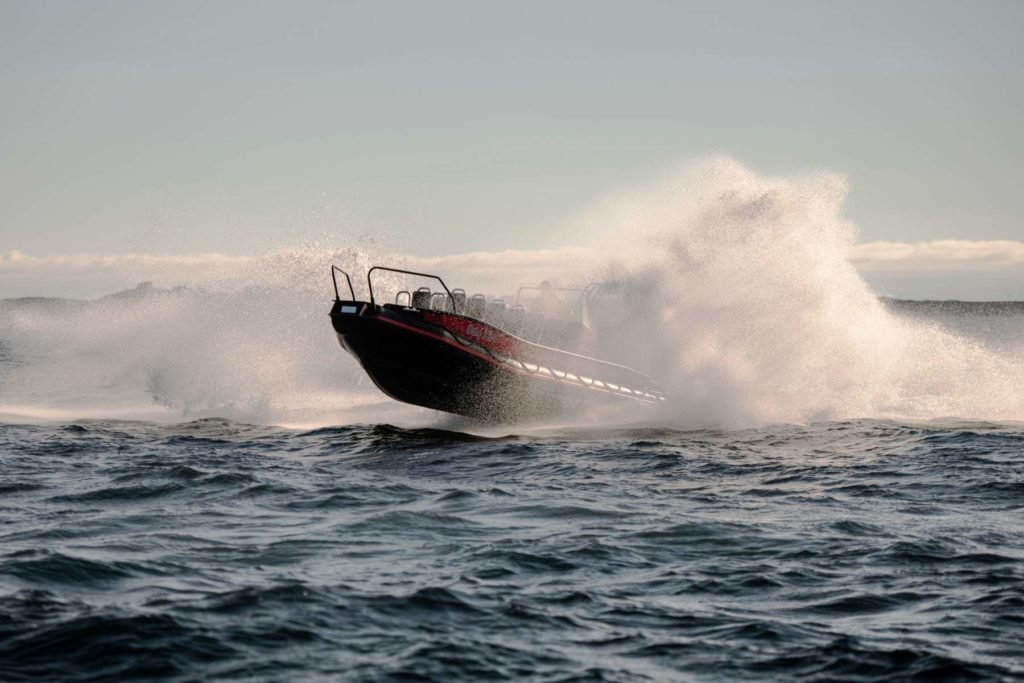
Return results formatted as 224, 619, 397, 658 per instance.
395, 290, 411, 306
451, 288, 467, 314
484, 299, 506, 327
431, 292, 452, 312
411, 287, 431, 310
465, 294, 486, 319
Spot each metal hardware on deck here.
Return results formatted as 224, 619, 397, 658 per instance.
331, 266, 356, 301
367, 266, 454, 306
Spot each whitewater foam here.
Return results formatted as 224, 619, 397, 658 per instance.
569, 159, 1024, 425
1, 158, 1022, 427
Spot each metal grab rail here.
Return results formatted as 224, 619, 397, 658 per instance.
331, 266, 356, 301
367, 266, 453, 306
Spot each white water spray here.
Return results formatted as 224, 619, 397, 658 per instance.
573, 158, 1024, 425
1, 158, 1022, 427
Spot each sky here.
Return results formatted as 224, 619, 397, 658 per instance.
1, 0, 1023, 298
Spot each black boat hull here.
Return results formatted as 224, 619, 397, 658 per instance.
330, 299, 662, 421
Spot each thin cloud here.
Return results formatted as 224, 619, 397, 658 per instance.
3, 240, 1024, 286
850, 240, 1024, 271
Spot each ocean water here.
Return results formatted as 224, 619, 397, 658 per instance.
1, 418, 1022, 681
2, 161, 1024, 680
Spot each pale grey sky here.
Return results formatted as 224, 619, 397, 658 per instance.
1, 0, 1022, 263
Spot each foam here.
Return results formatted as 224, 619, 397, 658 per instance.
570, 158, 1024, 426
1, 158, 1022, 428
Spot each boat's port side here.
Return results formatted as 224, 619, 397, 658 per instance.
378, 305, 664, 403
417, 309, 663, 400
328, 263, 665, 419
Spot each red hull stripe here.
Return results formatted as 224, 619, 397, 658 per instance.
376, 314, 532, 377
421, 311, 523, 356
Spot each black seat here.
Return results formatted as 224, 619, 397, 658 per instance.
431, 292, 452, 312
465, 294, 486, 319
411, 287, 431, 309
451, 288, 467, 314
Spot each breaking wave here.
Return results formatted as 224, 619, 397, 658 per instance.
1, 158, 1022, 427
573, 159, 1024, 425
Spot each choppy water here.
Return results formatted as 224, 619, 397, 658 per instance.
2, 418, 1022, 681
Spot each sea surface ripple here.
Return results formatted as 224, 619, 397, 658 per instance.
1, 419, 1022, 681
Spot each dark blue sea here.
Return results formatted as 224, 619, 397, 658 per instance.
1, 418, 1023, 681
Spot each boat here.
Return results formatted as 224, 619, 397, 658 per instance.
328, 265, 664, 421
